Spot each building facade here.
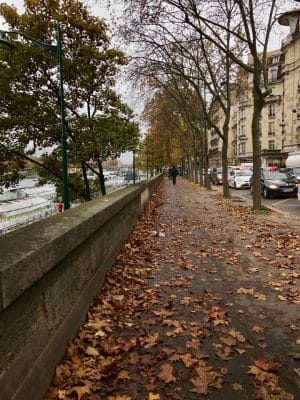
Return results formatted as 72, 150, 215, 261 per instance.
208, 8, 300, 168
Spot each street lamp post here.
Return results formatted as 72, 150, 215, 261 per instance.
132, 149, 136, 184
0, 22, 70, 210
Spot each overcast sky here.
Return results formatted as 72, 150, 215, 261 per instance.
0, 1, 297, 164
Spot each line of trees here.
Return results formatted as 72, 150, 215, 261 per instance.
117, 0, 293, 209
0, 0, 140, 201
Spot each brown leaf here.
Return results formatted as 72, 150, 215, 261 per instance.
247, 366, 278, 386
180, 353, 197, 368
143, 333, 159, 348
228, 329, 246, 343
69, 384, 91, 400
251, 325, 265, 333
237, 287, 254, 295
190, 377, 208, 394
117, 370, 130, 380
85, 346, 99, 357
216, 347, 232, 361
158, 364, 176, 383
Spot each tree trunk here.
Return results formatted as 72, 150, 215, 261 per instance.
204, 128, 211, 189
81, 162, 91, 201
222, 123, 230, 197
194, 152, 199, 183
252, 88, 264, 210
97, 158, 106, 196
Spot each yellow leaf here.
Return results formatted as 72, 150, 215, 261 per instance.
232, 383, 243, 391
58, 390, 67, 399
118, 370, 130, 380
148, 393, 160, 400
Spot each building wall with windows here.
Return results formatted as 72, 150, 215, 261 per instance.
208, 8, 300, 168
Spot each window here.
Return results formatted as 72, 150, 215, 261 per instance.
269, 68, 277, 83
239, 125, 245, 136
239, 142, 245, 154
272, 55, 280, 63
268, 121, 275, 135
268, 140, 275, 150
269, 103, 275, 116
239, 108, 246, 120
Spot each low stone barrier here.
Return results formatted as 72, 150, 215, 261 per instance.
0, 176, 161, 400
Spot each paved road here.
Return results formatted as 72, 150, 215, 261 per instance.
223, 186, 300, 218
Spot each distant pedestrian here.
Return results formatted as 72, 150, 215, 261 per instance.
170, 165, 178, 185
57, 200, 63, 213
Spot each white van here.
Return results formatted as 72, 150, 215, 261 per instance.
286, 152, 300, 199
286, 151, 300, 168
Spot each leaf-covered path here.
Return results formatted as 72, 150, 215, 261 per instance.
46, 176, 300, 400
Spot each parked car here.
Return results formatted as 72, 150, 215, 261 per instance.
250, 169, 297, 198
211, 167, 223, 185
228, 169, 252, 189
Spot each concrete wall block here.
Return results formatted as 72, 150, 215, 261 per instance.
0, 176, 161, 400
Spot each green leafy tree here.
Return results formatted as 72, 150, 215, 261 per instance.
0, 0, 139, 200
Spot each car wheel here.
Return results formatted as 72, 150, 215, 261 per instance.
263, 187, 270, 199
234, 181, 236, 189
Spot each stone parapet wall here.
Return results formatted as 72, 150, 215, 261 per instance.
0, 176, 161, 400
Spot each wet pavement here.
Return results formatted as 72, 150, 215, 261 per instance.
45, 176, 300, 400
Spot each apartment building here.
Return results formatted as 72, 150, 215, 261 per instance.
208, 8, 300, 168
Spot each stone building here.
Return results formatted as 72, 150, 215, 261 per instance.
208, 8, 300, 168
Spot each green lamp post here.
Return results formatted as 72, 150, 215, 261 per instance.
0, 22, 70, 210
132, 149, 136, 184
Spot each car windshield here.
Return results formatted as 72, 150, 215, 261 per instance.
236, 171, 252, 176
216, 168, 222, 173
263, 171, 288, 180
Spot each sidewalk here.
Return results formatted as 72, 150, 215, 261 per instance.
45, 176, 300, 400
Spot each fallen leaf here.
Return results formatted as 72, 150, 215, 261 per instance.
190, 376, 208, 394
69, 384, 91, 400
232, 383, 243, 391
251, 325, 265, 333
118, 370, 130, 380
158, 364, 176, 383
85, 346, 99, 357
148, 393, 160, 400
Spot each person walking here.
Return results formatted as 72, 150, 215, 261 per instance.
170, 165, 178, 185
57, 200, 63, 213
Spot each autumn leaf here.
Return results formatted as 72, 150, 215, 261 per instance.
158, 364, 176, 383
118, 370, 130, 380
85, 346, 99, 357
216, 347, 232, 360
228, 329, 246, 343
232, 383, 243, 391
148, 393, 160, 400
143, 333, 159, 348
68, 384, 92, 400
237, 287, 254, 295
247, 366, 278, 386
190, 376, 208, 394
107, 396, 132, 400
251, 325, 265, 333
